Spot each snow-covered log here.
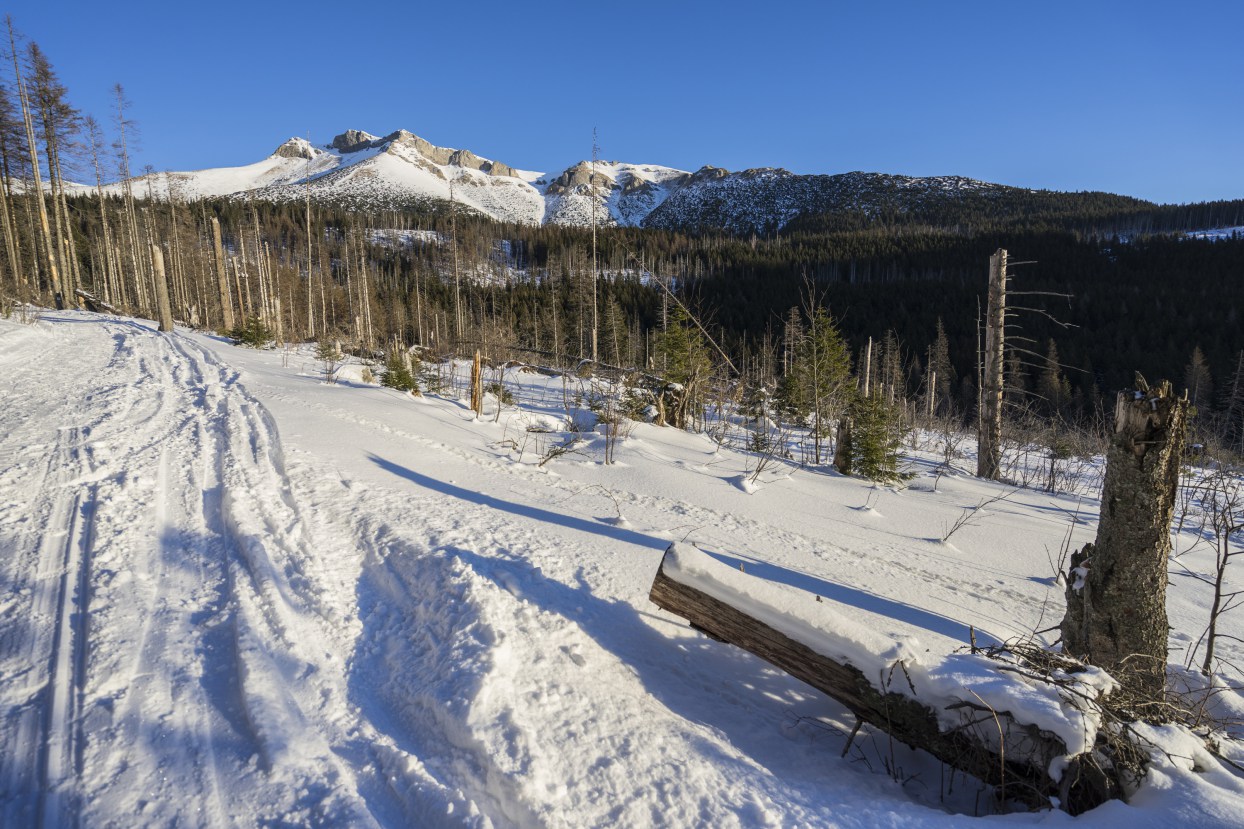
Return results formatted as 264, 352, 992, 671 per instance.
648, 543, 1131, 814
74, 289, 120, 315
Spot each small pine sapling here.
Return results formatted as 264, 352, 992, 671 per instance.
230, 316, 273, 348
380, 349, 419, 394
849, 394, 912, 485
317, 340, 343, 384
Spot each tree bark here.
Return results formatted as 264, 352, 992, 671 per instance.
151, 244, 174, 333
470, 350, 483, 416
209, 217, 233, 331
1060, 378, 1188, 704
977, 249, 1007, 479
833, 416, 853, 475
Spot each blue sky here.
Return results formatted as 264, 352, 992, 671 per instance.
7, 1, 1242, 203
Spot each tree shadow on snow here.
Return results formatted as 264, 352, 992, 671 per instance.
448, 547, 854, 788
367, 454, 669, 552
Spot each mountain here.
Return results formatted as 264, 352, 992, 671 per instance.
76, 128, 1152, 234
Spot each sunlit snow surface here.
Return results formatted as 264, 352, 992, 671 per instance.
1, 311, 1242, 827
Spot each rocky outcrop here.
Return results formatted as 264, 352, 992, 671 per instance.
272, 137, 318, 160
448, 149, 487, 171
483, 160, 518, 178
690, 165, 730, 182
330, 130, 378, 153
544, 161, 614, 195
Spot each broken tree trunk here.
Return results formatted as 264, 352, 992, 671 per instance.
211, 216, 235, 333
977, 249, 1007, 480
1061, 377, 1188, 705
650, 544, 1127, 814
74, 289, 120, 316
470, 350, 483, 417
833, 416, 853, 475
151, 244, 174, 333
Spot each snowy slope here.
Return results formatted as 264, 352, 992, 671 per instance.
641, 168, 1007, 234
538, 161, 690, 227
2, 312, 1243, 827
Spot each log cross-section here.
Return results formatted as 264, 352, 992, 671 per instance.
649, 545, 1118, 813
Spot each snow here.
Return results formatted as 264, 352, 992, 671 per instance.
1, 311, 1242, 827
1184, 226, 1244, 241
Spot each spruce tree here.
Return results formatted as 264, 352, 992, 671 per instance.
1221, 350, 1244, 454
653, 305, 712, 429
1037, 338, 1071, 417
1184, 345, 1214, 413
788, 307, 853, 463
929, 317, 956, 413
380, 348, 419, 393
848, 393, 910, 484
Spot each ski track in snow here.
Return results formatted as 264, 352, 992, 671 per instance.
2, 312, 1241, 828
0, 317, 374, 826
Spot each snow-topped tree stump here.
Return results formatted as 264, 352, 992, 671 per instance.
1060, 377, 1188, 707
649, 543, 1140, 814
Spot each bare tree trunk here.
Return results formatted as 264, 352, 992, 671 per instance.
304, 170, 314, 339
1061, 377, 1188, 705
833, 416, 853, 475
0, 168, 20, 292
9, 48, 61, 307
151, 244, 173, 333
977, 249, 1007, 479
470, 350, 483, 416
210, 216, 234, 331
451, 180, 462, 341
861, 336, 872, 398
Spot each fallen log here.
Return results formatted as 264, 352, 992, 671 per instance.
75, 288, 120, 315
649, 543, 1131, 814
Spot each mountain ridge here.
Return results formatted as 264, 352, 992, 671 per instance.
74, 128, 1159, 234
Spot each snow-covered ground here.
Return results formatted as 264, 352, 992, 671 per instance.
1, 311, 1242, 827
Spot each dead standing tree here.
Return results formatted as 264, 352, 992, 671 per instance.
470, 350, 484, 417
151, 244, 173, 333
978, 248, 1007, 479
1061, 377, 1188, 705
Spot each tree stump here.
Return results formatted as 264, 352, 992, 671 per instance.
1061, 378, 1188, 706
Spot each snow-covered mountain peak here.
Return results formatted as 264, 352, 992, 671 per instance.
271, 137, 320, 160
543, 161, 615, 196
75, 127, 1054, 233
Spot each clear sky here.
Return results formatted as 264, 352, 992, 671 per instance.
6, 0, 1242, 204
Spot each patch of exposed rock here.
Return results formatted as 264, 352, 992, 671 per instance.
545, 161, 614, 195
272, 137, 318, 160
330, 130, 379, 153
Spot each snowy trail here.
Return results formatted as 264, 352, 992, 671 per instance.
0, 316, 375, 825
